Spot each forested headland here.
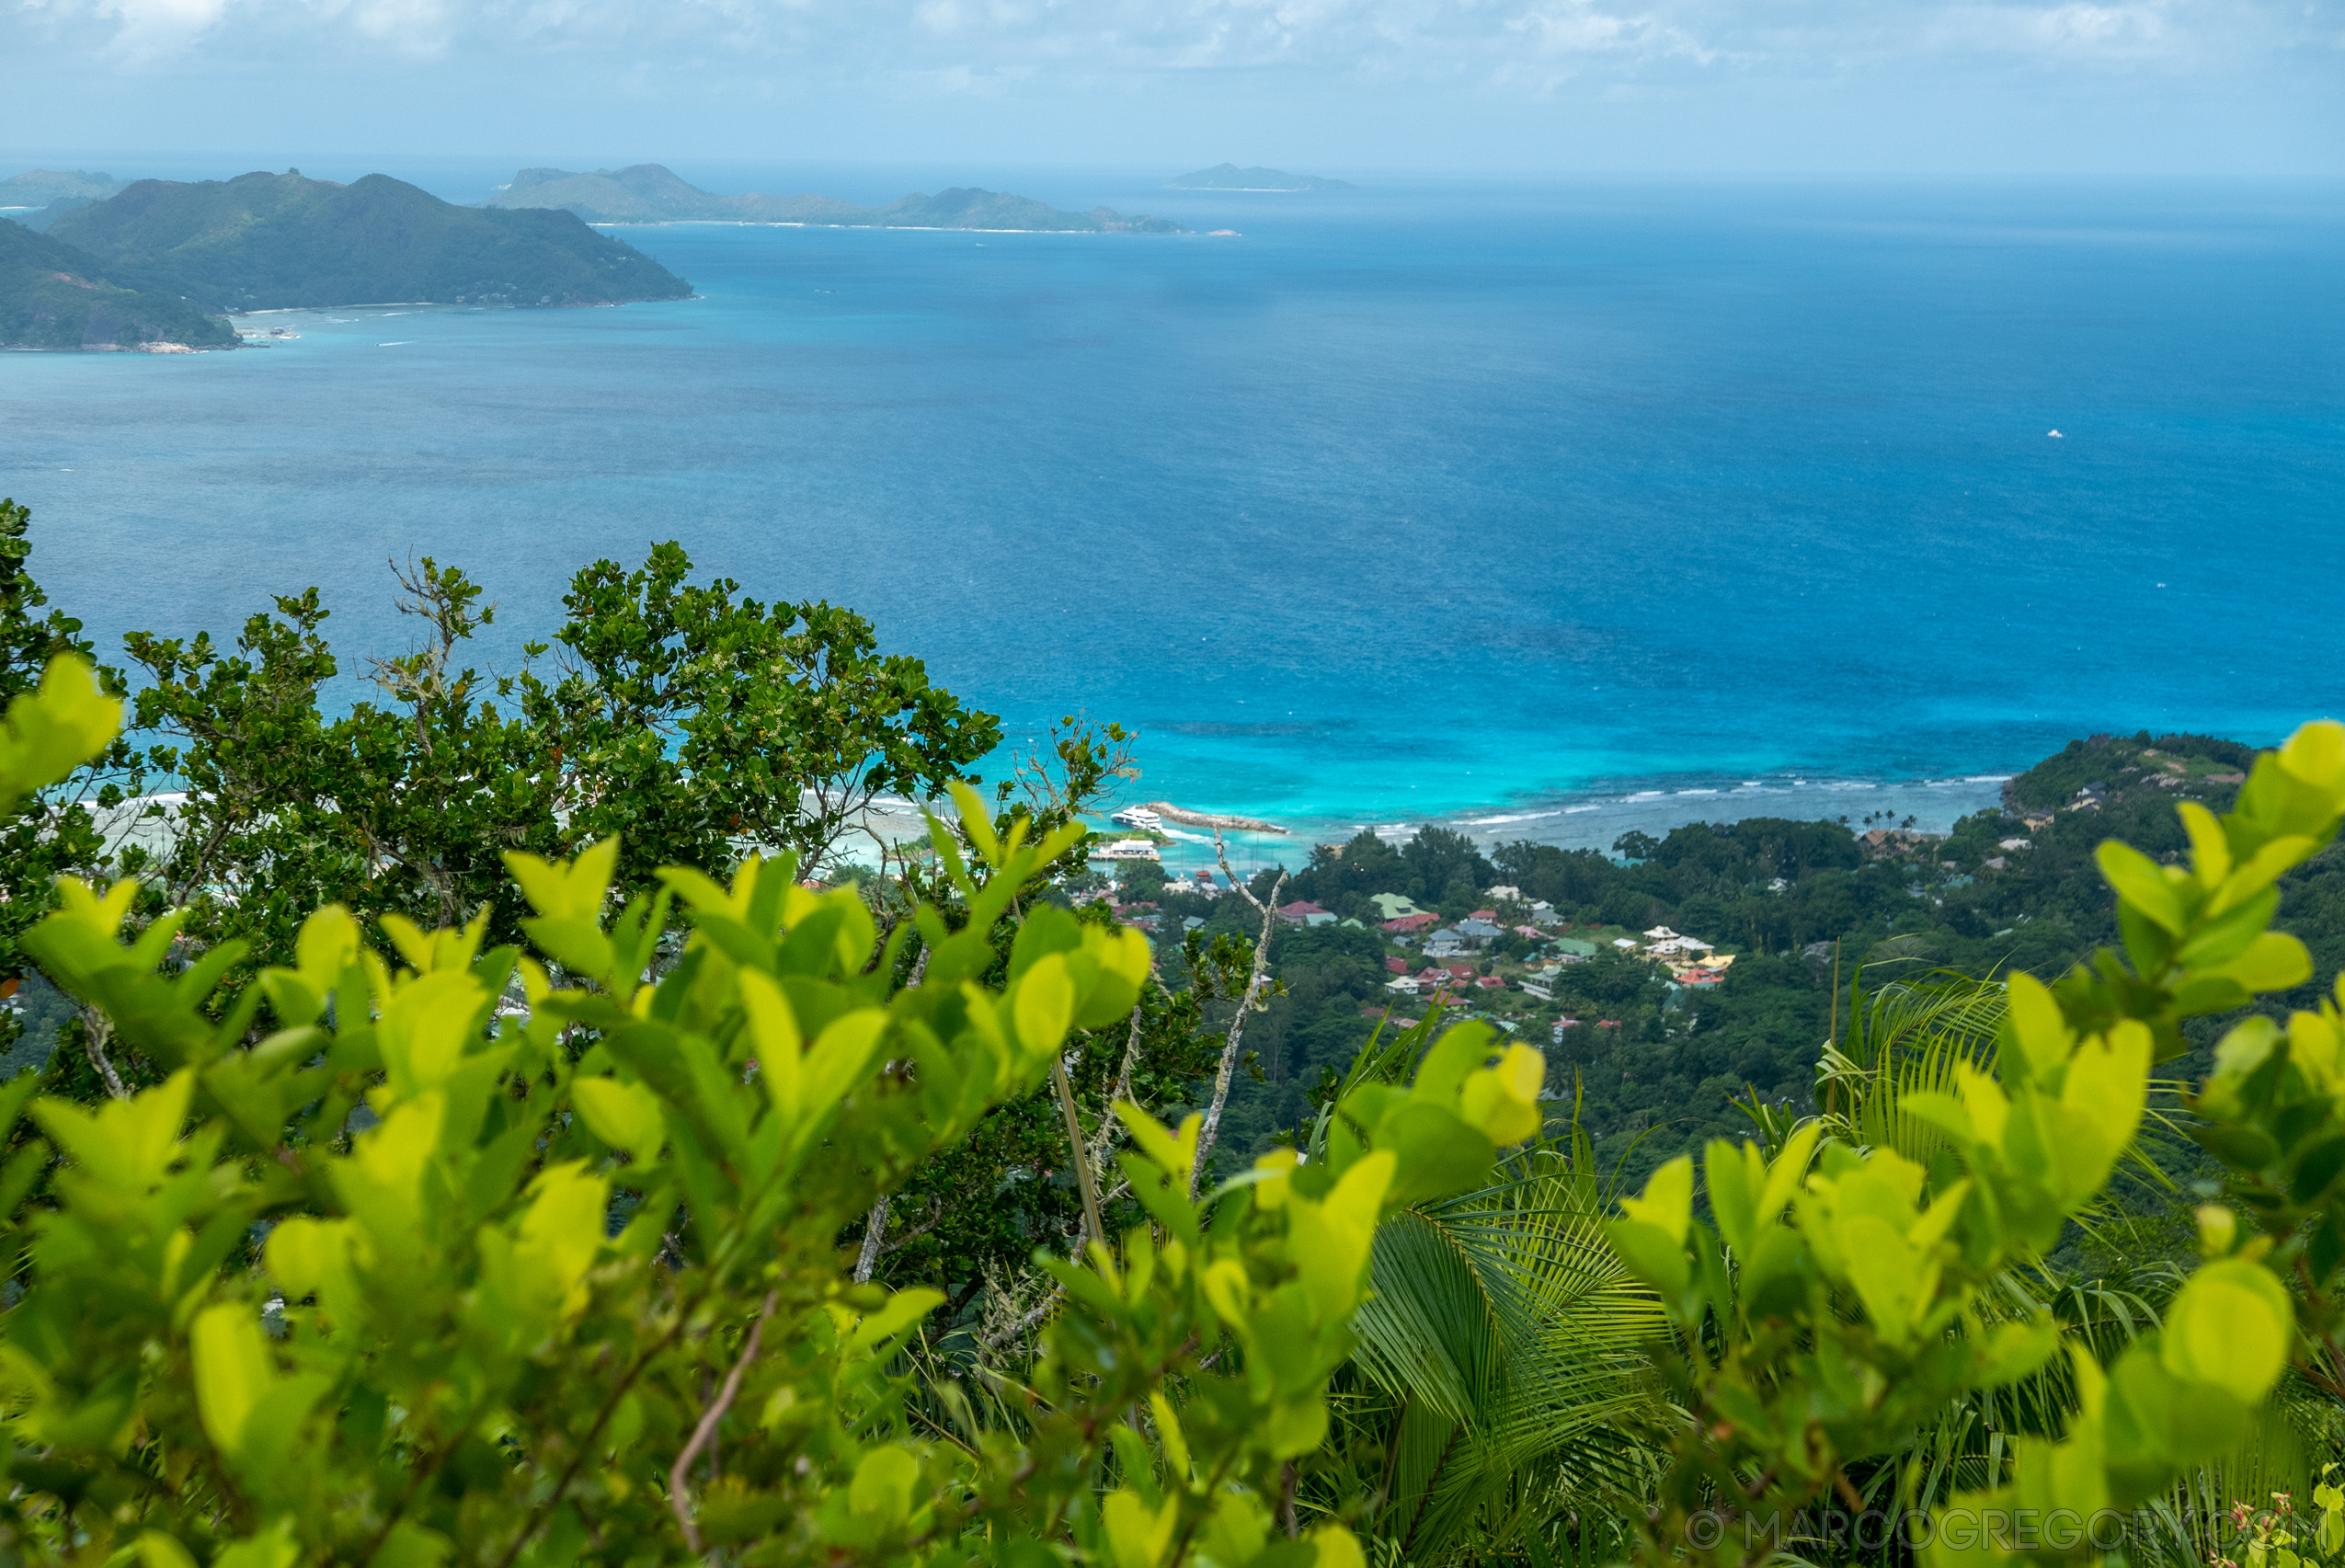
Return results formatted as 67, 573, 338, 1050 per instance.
1, 168, 691, 349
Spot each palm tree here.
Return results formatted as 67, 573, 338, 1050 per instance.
1298, 1014, 1671, 1565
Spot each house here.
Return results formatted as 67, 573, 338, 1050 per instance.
1521, 979, 1554, 1001
1612, 938, 1639, 951
1676, 968, 1724, 989
1984, 857, 2007, 871
1382, 911, 1440, 934
1597, 1019, 1622, 1029
1276, 899, 1336, 926
1424, 933, 1468, 958
1553, 1017, 1582, 1035
1386, 956, 1410, 974
1470, 910, 1498, 923
1642, 925, 1679, 941
1371, 893, 1424, 920
1485, 885, 1522, 903
1454, 918, 1504, 944
1475, 975, 1506, 990
1527, 900, 1561, 926
1999, 837, 2032, 852
1513, 924, 1542, 940
1384, 975, 1422, 995
1444, 963, 1477, 980
1553, 937, 1598, 959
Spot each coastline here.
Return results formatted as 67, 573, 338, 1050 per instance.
1134, 770, 2013, 878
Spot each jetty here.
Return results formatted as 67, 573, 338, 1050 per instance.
1139, 802, 1290, 836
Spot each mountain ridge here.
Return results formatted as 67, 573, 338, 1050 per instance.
50, 170, 692, 314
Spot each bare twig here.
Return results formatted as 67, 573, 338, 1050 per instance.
852, 944, 933, 1288
80, 1006, 128, 1101
669, 1290, 780, 1555
853, 1197, 891, 1286
1191, 831, 1285, 1198
1053, 1056, 1106, 1252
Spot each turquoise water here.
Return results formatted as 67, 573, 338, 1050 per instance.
4, 177, 2339, 855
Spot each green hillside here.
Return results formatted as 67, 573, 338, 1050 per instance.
0, 219, 233, 351
485, 164, 1187, 233
51, 169, 691, 313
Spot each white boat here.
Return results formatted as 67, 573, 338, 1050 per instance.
1109, 807, 1163, 832
1091, 840, 1161, 862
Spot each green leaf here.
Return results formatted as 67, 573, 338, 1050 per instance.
2097, 841, 2188, 933
571, 1076, 666, 1161
0, 655, 121, 809
1619, 1155, 1693, 1243
2161, 1258, 2294, 1403
848, 1445, 919, 1527
190, 1302, 272, 1460
1604, 1218, 1690, 1305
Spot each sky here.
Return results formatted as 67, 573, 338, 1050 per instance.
4, 0, 2340, 177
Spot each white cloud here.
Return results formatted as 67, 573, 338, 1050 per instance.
1927, 0, 2181, 58
10, 0, 2335, 85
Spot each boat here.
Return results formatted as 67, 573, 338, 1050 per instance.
1091, 840, 1161, 862
1109, 807, 1163, 832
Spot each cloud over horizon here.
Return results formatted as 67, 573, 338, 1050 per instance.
7, 0, 2340, 173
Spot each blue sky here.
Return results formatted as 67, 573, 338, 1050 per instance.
5, 0, 2339, 176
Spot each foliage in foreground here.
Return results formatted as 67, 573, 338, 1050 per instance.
1606, 719, 2345, 1567
0, 655, 1550, 1568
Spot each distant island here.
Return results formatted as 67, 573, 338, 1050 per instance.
2, 167, 692, 350
1165, 165, 1356, 192
483, 165, 1191, 234
0, 219, 234, 352
0, 170, 130, 232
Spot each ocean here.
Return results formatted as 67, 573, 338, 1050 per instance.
4, 168, 2339, 872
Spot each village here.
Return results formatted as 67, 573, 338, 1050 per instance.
1081, 830, 1737, 1047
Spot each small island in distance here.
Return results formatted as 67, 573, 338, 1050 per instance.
1165, 165, 1357, 192
485, 166, 1191, 235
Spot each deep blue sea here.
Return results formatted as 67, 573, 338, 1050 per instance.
4, 167, 2339, 867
